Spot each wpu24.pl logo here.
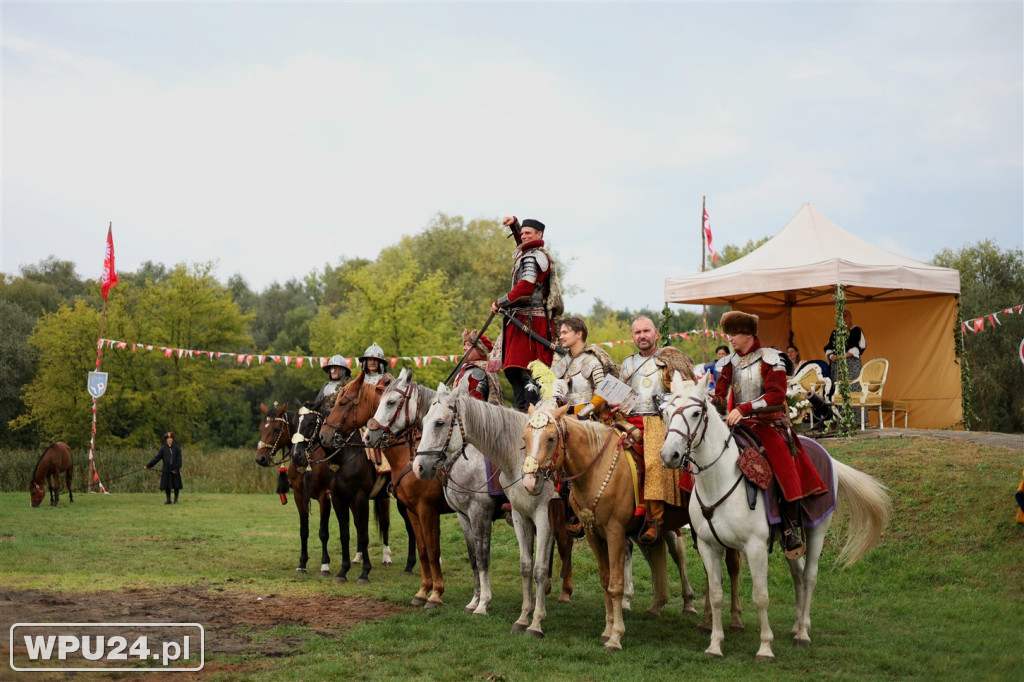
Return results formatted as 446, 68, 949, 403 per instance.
9, 623, 203, 672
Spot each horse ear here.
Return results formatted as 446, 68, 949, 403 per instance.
553, 404, 571, 420
696, 371, 711, 395
436, 383, 449, 398
295, 397, 305, 409
527, 403, 536, 414
259, 402, 268, 415
276, 401, 289, 415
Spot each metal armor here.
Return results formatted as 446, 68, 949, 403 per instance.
509, 248, 549, 313
552, 350, 606, 407
621, 352, 666, 415
726, 346, 785, 412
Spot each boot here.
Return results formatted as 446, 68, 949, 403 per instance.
781, 503, 805, 559
502, 502, 513, 527
640, 500, 663, 545
164, 492, 172, 505
173, 491, 179, 504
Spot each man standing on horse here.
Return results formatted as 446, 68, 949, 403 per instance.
313, 354, 353, 412
454, 330, 502, 404
359, 343, 394, 387
490, 216, 562, 412
712, 311, 827, 558
618, 315, 696, 545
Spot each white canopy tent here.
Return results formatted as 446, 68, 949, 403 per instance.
664, 203, 962, 428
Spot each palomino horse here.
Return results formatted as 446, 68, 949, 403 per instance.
416, 385, 577, 638
320, 372, 450, 607
291, 401, 403, 585
30, 442, 74, 507
520, 401, 743, 650
255, 401, 340, 576
365, 369, 506, 616
660, 372, 891, 660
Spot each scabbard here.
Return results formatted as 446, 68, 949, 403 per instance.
499, 310, 568, 356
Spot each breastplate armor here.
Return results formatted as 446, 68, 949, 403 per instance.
365, 372, 383, 386
731, 349, 766, 406
622, 353, 664, 415
553, 351, 601, 406
511, 248, 549, 312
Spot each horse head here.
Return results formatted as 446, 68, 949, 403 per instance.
319, 371, 368, 447
520, 401, 571, 494
29, 480, 45, 507
289, 402, 323, 466
366, 367, 418, 447
256, 401, 291, 466
413, 383, 464, 481
660, 371, 720, 471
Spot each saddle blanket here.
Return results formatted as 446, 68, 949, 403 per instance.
765, 436, 836, 527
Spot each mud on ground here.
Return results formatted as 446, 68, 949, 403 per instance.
1, 584, 407, 678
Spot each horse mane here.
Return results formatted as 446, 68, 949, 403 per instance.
456, 395, 528, 457
31, 443, 58, 481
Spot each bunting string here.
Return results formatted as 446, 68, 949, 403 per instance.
961, 303, 1023, 334
95, 329, 730, 370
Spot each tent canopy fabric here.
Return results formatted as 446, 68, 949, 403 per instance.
664, 203, 962, 429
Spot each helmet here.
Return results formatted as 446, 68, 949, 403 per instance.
323, 354, 349, 375
359, 343, 385, 362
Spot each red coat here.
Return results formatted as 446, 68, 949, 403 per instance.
713, 339, 826, 502
499, 240, 553, 370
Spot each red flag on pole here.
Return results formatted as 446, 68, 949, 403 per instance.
101, 224, 118, 301
703, 209, 720, 264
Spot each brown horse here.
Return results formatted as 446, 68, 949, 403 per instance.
30, 442, 74, 507
521, 403, 742, 650
320, 372, 452, 607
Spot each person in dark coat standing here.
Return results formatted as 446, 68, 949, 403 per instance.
145, 431, 183, 504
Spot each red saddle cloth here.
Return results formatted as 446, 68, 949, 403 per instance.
742, 420, 826, 502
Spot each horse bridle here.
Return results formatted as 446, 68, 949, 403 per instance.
368, 378, 417, 437
522, 411, 569, 480
664, 395, 733, 475
256, 415, 291, 466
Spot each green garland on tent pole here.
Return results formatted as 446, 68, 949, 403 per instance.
954, 299, 978, 431
659, 303, 673, 348
828, 284, 858, 436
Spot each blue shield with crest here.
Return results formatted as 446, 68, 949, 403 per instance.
87, 371, 108, 399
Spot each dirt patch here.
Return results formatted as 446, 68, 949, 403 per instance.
1, 585, 407, 678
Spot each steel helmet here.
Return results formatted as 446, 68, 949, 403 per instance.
323, 354, 349, 375
359, 343, 385, 362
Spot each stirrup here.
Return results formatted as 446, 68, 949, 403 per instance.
782, 529, 805, 559
639, 518, 661, 546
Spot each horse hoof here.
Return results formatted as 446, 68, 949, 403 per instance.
557, 595, 571, 604
756, 654, 776, 662
525, 629, 544, 639
599, 635, 609, 643
356, 578, 370, 586
424, 600, 442, 609
510, 623, 527, 634
295, 568, 307, 574
318, 571, 331, 578
403, 570, 415, 576
383, 561, 393, 567
410, 597, 427, 607
730, 624, 745, 633
333, 576, 347, 584
464, 607, 475, 614
684, 606, 699, 616
698, 624, 712, 633
705, 651, 724, 660
794, 638, 811, 648
603, 640, 622, 651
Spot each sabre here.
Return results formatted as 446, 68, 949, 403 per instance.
444, 311, 497, 386
498, 309, 568, 356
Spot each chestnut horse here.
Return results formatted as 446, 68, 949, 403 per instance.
521, 401, 743, 650
320, 372, 451, 607
30, 442, 74, 507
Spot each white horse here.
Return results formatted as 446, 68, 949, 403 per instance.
364, 368, 500, 615
660, 372, 891, 660
415, 385, 575, 638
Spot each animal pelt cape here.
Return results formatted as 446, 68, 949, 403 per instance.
582, 343, 619, 379
532, 246, 564, 319
655, 346, 696, 383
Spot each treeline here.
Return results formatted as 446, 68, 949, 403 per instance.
3, 217, 1020, 451
0, 213, 710, 451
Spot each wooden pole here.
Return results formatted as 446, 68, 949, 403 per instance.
701, 196, 708, 363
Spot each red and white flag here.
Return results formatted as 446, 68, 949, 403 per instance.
101, 224, 119, 301
703, 209, 720, 264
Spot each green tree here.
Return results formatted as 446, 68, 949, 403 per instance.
0, 300, 37, 446
933, 240, 1024, 433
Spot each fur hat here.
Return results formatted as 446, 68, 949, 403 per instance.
721, 311, 759, 336
163, 431, 175, 441
462, 329, 494, 354
521, 218, 545, 232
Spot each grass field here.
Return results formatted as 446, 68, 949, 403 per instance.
2, 437, 1022, 681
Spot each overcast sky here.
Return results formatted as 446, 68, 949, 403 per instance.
2, 2, 1021, 315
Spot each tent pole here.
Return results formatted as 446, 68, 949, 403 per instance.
701, 196, 708, 363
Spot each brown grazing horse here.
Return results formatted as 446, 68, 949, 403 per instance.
30, 442, 74, 507
521, 402, 742, 650
320, 372, 452, 607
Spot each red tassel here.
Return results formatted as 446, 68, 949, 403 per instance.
634, 506, 646, 517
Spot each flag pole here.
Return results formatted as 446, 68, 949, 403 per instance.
701, 196, 708, 364
88, 223, 115, 494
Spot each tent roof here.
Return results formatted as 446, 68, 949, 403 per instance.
664, 203, 960, 307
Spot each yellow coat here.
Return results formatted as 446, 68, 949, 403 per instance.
1016, 469, 1024, 524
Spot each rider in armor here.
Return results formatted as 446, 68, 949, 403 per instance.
453, 330, 502, 404
551, 316, 610, 418
618, 315, 696, 545
712, 311, 827, 559
491, 216, 560, 412
312, 354, 352, 412
359, 343, 394, 387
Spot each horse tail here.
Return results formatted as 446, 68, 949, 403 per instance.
832, 459, 891, 568
373, 494, 389, 541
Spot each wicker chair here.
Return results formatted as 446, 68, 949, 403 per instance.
834, 358, 889, 429
789, 364, 832, 428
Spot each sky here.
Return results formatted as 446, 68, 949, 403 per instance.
2, 2, 1022, 315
